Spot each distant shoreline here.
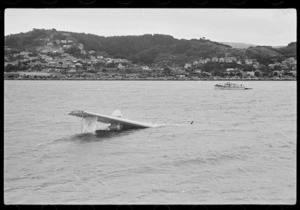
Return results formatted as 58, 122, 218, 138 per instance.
4, 78, 296, 81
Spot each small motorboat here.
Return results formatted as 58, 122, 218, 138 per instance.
214, 82, 252, 90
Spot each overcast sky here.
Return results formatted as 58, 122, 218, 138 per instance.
5, 9, 296, 46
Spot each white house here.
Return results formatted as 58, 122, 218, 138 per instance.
245, 71, 255, 77
63, 45, 71, 49
193, 61, 199, 65
118, 63, 126, 69
219, 58, 225, 62
289, 70, 296, 76
225, 57, 236, 63
268, 64, 275, 69
205, 58, 211, 63
245, 59, 254, 65
193, 69, 202, 74
141, 66, 151, 71
226, 68, 235, 72
20, 51, 29, 56
68, 69, 77, 73
184, 63, 192, 69
78, 43, 84, 50
212, 57, 218, 62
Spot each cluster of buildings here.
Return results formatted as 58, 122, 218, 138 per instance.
4, 34, 297, 80
183, 56, 297, 77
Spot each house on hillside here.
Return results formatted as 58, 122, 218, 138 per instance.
189, 69, 201, 77
41, 49, 52, 54
118, 63, 126, 70
286, 57, 296, 64
225, 57, 236, 63
205, 58, 211, 63
5, 46, 12, 51
61, 40, 67, 44
245, 59, 254, 65
49, 61, 57, 67
243, 70, 254, 77
184, 63, 192, 69
219, 58, 225, 62
68, 69, 77, 73
141, 66, 151, 71
63, 45, 71, 49
75, 63, 83, 68
212, 57, 219, 62
268, 64, 275, 69
193, 61, 199, 65
78, 43, 84, 50
20, 51, 30, 56
122, 59, 131, 64
47, 42, 54, 46
201, 71, 212, 77
253, 64, 260, 70
41, 68, 51, 73
253, 61, 259, 66
226, 68, 235, 72
193, 69, 202, 74
289, 70, 296, 76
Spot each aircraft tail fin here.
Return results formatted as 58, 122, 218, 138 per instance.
112, 109, 122, 118
82, 116, 98, 133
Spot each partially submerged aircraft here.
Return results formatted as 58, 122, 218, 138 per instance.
68, 109, 155, 134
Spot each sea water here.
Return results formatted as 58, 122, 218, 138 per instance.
4, 80, 296, 204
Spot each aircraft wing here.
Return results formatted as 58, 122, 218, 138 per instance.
68, 110, 155, 129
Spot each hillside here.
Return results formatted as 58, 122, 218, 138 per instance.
5, 29, 296, 66
4, 29, 231, 66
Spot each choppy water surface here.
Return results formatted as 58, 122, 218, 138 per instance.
4, 81, 296, 204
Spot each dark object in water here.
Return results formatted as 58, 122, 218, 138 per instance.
191, 121, 194, 124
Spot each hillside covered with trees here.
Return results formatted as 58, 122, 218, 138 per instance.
5, 28, 296, 66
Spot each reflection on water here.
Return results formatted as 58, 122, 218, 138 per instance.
68, 128, 144, 143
